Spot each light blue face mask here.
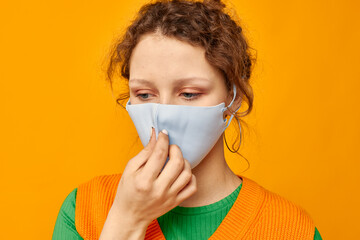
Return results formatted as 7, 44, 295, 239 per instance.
125, 83, 241, 169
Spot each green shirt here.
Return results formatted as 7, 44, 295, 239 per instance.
52, 184, 322, 239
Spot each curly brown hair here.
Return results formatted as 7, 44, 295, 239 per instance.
102, 0, 256, 170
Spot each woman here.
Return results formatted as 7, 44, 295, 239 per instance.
52, 0, 322, 239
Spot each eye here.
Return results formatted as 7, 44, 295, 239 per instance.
136, 93, 152, 101
181, 92, 201, 101
135, 92, 202, 102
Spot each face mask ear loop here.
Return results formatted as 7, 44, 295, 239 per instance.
226, 84, 237, 110
224, 102, 241, 130
223, 84, 238, 130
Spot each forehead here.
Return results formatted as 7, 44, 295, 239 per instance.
128, 33, 222, 85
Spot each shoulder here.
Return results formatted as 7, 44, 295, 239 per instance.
242, 177, 316, 239
74, 173, 124, 239
242, 176, 315, 222
76, 173, 123, 209
52, 188, 82, 239
57, 188, 77, 219
78, 173, 123, 188
262, 185, 315, 223
62, 188, 77, 207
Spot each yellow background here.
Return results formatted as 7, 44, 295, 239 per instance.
1, 0, 359, 239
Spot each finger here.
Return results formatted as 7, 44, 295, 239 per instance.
126, 127, 156, 172
176, 174, 197, 205
168, 158, 193, 195
156, 144, 184, 191
142, 129, 170, 181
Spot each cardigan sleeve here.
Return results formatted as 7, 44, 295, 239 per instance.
52, 188, 83, 240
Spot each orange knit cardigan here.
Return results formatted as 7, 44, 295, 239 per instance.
75, 174, 315, 239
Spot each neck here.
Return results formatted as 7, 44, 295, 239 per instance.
178, 134, 242, 207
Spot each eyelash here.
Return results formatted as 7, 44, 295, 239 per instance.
136, 92, 201, 101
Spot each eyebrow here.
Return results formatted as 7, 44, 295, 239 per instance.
129, 77, 211, 87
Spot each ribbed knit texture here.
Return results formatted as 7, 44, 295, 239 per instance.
51, 188, 323, 240
52, 176, 322, 240
75, 174, 121, 240
157, 182, 242, 239
52, 188, 83, 240
69, 173, 318, 240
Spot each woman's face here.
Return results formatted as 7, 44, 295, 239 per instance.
128, 32, 232, 111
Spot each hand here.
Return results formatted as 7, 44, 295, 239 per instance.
101, 128, 197, 238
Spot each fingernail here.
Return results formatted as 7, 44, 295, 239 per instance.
161, 129, 168, 135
